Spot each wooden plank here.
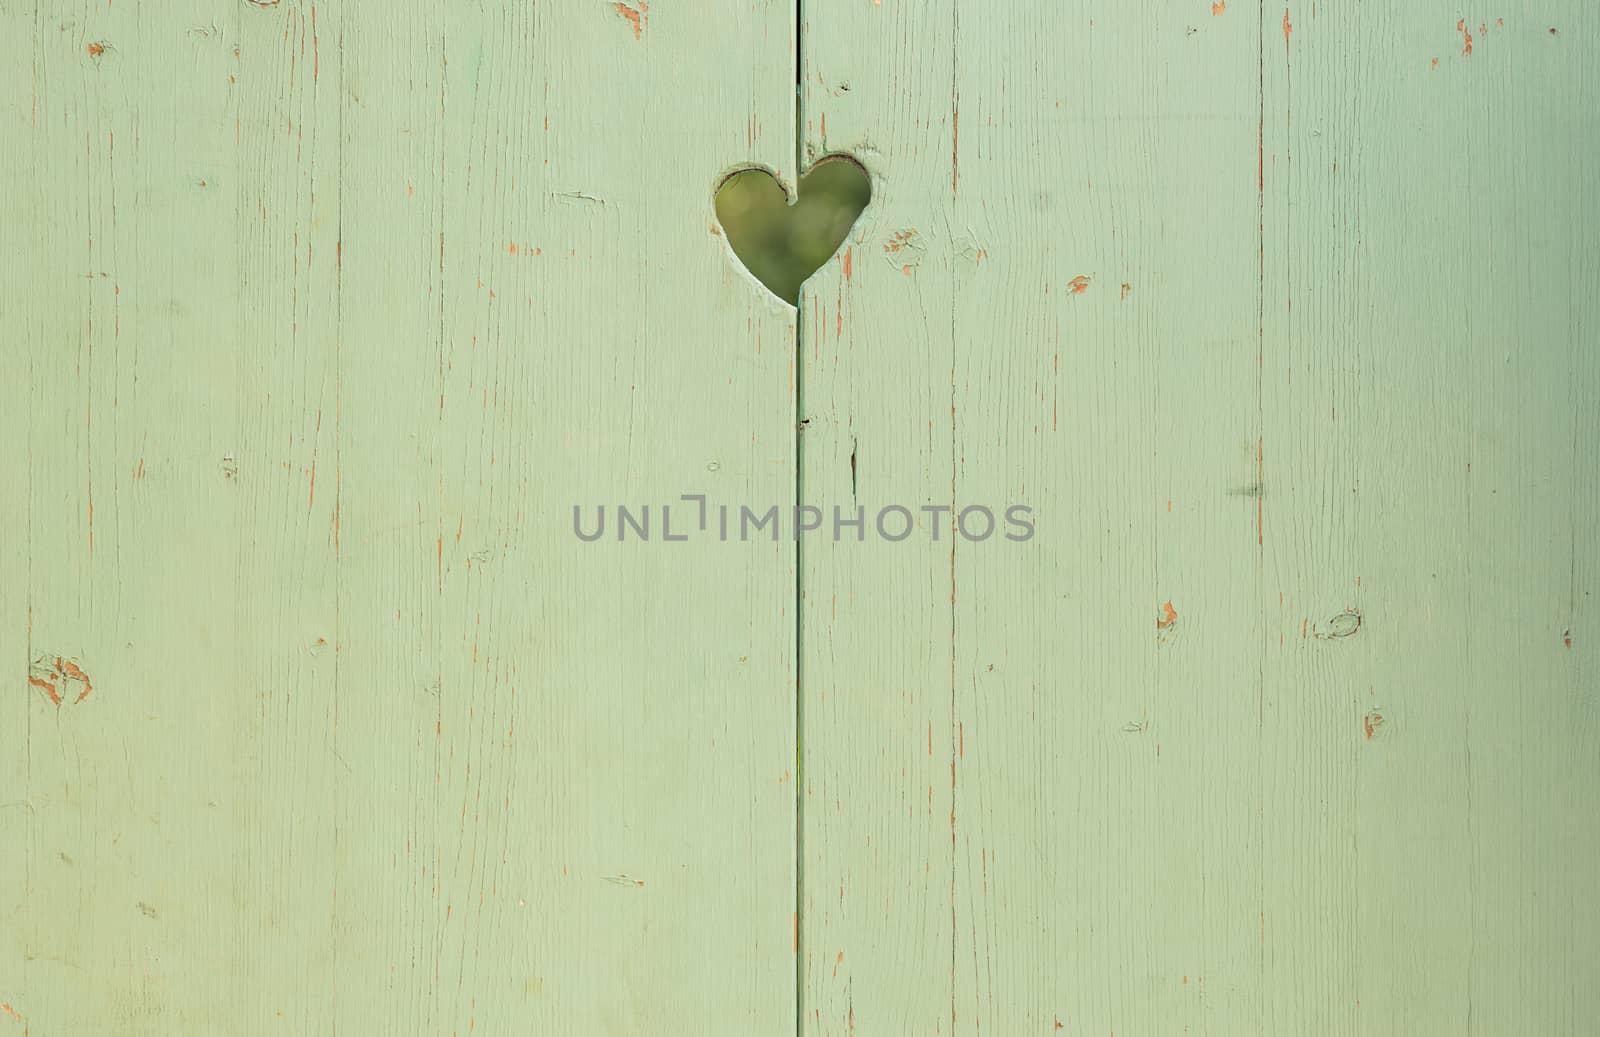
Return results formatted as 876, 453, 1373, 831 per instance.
230, 2, 344, 1025
328, 1, 450, 1030
796, 1, 959, 1032
944, 7, 1267, 1033
333, 1, 800, 1030
1259, 7, 1600, 1033
4, 0, 801, 1032
3, 1, 250, 1029
0, 0, 37, 1022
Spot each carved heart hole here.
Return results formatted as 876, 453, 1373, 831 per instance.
715, 156, 871, 306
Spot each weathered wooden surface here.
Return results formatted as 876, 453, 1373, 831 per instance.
4, 1, 1597, 1034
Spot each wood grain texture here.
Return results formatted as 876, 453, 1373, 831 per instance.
5, 1, 1597, 1034
1258, 9, 1600, 1033
795, 1, 959, 1033
800, 2, 1598, 1035
3, 1, 799, 1032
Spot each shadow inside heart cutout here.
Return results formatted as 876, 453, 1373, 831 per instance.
715, 157, 871, 306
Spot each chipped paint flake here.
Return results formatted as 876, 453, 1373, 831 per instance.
882, 229, 919, 254
613, 1, 647, 40
1363, 710, 1386, 740
27, 675, 59, 706
28, 655, 92, 706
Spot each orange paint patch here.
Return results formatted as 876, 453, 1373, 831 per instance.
60, 658, 93, 703
613, 2, 645, 39
841, 246, 853, 282
1120, 282, 1131, 300
28, 656, 92, 706
28, 675, 60, 706
834, 951, 844, 977
1458, 19, 1473, 55
1157, 601, 1178, 629
508, 242, 519, 255
1282, 8, 1292, 45
1363, 710, 1385, 740
1212, 0, 1225, 12
1067, 274, 1091, 294
87, 41, 106, 57
883, 230, 918, 254
1432, 57, 1439, 68
0, 1003, 22, 1025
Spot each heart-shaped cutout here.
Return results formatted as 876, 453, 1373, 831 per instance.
716, 156, 871, 306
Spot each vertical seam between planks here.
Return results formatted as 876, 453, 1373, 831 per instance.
1255, 2, 1267, 1033
949, 3, 961, 1029
332, 14, 346, 1030
793, 4, 806, 1035
23, 0, 39, 1009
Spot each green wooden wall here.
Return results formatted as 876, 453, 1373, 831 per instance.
3, 1, 1596, 1033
